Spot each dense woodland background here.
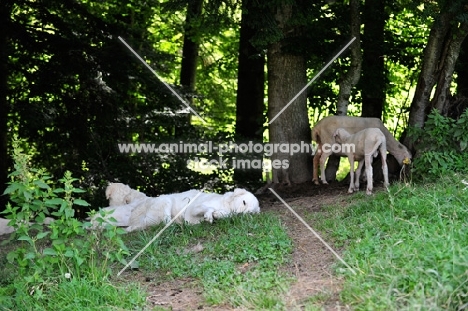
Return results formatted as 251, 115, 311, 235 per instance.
1, 0, 468, 215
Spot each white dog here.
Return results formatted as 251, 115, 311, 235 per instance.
91, 184, 260, 232
105, 183, 146, 206
125, 188, 260, 232
89, 183, 148, 228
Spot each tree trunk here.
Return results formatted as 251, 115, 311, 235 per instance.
326, 0, 362, 182
336, 0, 362, 116
456, 38, 468, 98
234, 0, 265, 186
404, 11, 467, 149
177, 0, 203, 136
267, 4, 312, 185
360, 0, 386, 119
406, 13, 452, 130
0, 1, 12, 210
430, 23, 468, 114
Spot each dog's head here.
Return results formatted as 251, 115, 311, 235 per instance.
227, 188, 260, 214
105, 183, 146, 206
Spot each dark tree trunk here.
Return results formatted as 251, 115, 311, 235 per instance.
234, 0, 265, 186
267, 4, 312, 185
406, 13, 452, 132
326, 0, 362, 182
336, 0, 362, 116
430, 23, 468, 114
360, 0, 387, 119
456, 38, 468, 98
177, 0, 203, 136
0, 1, 12, 211
404, 10, 468, 149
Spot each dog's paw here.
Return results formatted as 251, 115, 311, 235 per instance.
204, 213, 214, 223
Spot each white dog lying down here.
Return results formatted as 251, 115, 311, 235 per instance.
91, 184, 260, 232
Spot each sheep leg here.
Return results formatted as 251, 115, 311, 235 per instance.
347, 155, 355, 193
354, 160, 365, 191
380, 145, 389, 189
319, 151, 331, 185
365, 154, 374, 195
312, 144, 322, 185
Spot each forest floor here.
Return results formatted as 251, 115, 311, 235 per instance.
141, 181, 355, 310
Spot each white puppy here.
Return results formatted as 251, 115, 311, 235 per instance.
105, 183, 146, 206
125, 188, 260, 232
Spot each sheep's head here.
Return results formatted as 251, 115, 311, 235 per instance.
333, 128, 349, 144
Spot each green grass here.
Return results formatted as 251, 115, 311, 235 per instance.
0, 277, 146, 310
123, 212, 294, 309
314, 173, 468, 310
0, 212, 293, 310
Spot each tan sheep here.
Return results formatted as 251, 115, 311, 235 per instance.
312, 115, 411, 185
333, 127, 389, 195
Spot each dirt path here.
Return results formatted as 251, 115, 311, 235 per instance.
143, 182, 353, 310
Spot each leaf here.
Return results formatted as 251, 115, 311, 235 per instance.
3, 183, 21, 195
460, 141, 467, 151
73, 199, 90, 206
45, 198, 64, 205
36, 232, 50, 239
33, 180, 50, 189
7, 252, 18, 263
42, 248, 57, 256
18, 235, 32, 243
72, 188, 86, 193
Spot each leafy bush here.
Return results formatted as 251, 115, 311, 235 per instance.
409, 108, 468, 179
1, 136, 129, 297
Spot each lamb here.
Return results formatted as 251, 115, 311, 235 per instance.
333, 127, 389, 195
312, 115, 412, 185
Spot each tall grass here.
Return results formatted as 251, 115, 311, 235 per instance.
317, 174, 468, 310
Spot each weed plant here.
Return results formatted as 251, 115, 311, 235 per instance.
317, 174, 468, 310
0, 136, 146, 310
409, 109, 468, 179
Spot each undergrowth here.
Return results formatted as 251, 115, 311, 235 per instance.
409, 109, 468, 179
316, 174, 468, 310
0, 136, 146, 310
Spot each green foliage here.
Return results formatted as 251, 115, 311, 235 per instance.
409, 109, 468, 179
1, 136, 131, 306
316, 175, 468, 309
124, 212, 293, 309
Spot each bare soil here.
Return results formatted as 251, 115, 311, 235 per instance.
142, 181, 356, 310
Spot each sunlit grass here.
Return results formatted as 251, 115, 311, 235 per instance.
314, 173, 468, 310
